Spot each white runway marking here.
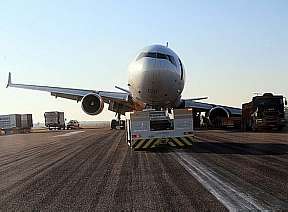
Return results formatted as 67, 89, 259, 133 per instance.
54, 131, 84, 137
173, 151, 267, 211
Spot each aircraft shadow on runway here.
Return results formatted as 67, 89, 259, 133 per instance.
181, 142, 288, 155
145, 142, 288, 155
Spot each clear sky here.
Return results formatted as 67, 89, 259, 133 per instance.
0, 0, 287, 123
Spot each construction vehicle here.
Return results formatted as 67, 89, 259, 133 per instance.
126, 108, 194, 150
44, 111, 65, 130
241, 93, 287, 131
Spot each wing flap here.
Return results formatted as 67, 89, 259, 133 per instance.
98, 91, 129, 103
51, 92, 83, 101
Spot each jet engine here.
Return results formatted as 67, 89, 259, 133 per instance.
208, 106, 230, 127
81, 93, 104, 115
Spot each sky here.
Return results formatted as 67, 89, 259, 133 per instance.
0, 0, 287, 123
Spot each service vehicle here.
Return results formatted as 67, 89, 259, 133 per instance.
66, 120, 80, 129
242, 93, 287, 131
126, 108, 194, 150
44, 111, 65, 130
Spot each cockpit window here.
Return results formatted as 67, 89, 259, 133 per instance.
136, 52, 156, 60
168, 55, 176, 66
136, 52, 176, 66
157, 53, 168, 60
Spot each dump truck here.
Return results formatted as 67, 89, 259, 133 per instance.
241, 93, 287, 131
44, 111, 65, 130
126, 108, 194, 150
0, 114, 33, 134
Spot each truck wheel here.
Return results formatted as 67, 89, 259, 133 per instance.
111, 119, 117, 130
278, 126, 283, 131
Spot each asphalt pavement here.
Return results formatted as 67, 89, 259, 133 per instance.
0, 129, 287, 211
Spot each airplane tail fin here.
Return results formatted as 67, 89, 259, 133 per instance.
6, 72, 12, 88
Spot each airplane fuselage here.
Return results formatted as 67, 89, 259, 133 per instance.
128, 45, 185, 108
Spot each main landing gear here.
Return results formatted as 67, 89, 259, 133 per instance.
111, 113, 125, 130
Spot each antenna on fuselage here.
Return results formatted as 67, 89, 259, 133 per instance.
166, 42, 169, 47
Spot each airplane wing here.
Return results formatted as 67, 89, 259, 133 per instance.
6, 72, 131, 112
183, 99, 241, 116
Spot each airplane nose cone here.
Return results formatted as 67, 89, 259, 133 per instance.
128, 50, 184, 107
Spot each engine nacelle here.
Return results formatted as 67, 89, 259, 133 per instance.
208, 106, 230, 127
81, 93, 104, 115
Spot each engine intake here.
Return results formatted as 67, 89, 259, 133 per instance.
81, 93, 104, 115
208, 106, 230, 127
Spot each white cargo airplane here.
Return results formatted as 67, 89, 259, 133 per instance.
6, 44, 241, 126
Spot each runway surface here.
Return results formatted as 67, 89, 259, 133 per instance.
0, 129, 287, 211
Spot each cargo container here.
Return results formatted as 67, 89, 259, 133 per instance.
0, 114, 33, 134
44, 111, 65, 130
0, 114, 22, 130
20, 114, 33, 129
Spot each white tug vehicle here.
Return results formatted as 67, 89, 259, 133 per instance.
126, 108, 194, 150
